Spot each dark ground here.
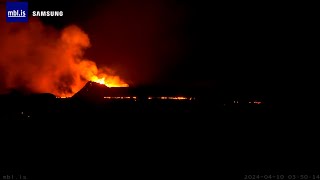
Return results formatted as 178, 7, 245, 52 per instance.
0, 92, 318, 179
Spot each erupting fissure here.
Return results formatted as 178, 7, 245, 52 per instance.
90, 76, 129, 87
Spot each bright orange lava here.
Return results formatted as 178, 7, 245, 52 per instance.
90, 75, 129, 87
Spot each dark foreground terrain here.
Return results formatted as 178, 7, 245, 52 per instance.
0, 92, 317, 179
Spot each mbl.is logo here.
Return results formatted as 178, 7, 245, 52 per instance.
6, 2, 28, 22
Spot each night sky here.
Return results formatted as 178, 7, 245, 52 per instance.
7, 0, 308, 96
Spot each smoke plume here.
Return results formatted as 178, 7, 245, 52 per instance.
0, 8, 126, 97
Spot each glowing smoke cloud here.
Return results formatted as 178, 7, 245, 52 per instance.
0, 10, 127, 97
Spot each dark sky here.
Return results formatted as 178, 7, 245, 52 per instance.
25, 0, 305, 95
